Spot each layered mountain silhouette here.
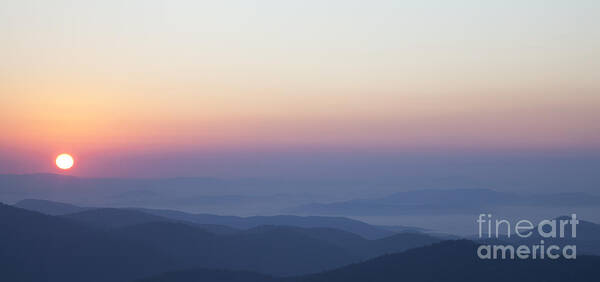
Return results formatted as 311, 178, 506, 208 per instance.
6, 174, 600, 217
288, 189, 600, 215
16, 199, 396, 239
137, 240, 600, 282
14, 198, 90, 215
136, 208, 395, 239
112, 221, 355, 275
61, 208, 173, 229
0, 202, 442, 280
510, 216, 600, 256
62, 208, 441, 275
0, 203, 177, 282
4, 199, 600, 282
0, 173, 343, 215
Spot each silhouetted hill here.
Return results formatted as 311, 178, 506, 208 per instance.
61, 208, 173, 229
241, 225, 367, 249
112, 221, 355, 276
289, 240, 600, 282
0, 203, 178, 282
512, 216, 600, 256
375, 224, 428, 233
363, 232, 442, 258
241, 225, 441, 258
138, 240, 600, 282
137, 208, 395, 239
190, 223, 241, 235
15, 201, 241, 234
14, 198, 89, 215
136, 269, 276, 282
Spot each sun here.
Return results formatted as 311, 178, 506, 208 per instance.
55, 153, 74, 170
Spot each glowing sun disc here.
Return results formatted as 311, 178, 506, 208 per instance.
55, 154, 74, 170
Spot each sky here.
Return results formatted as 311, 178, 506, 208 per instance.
1, 1, 599, 184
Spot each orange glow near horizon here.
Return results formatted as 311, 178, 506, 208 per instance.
1, 1, 599, 177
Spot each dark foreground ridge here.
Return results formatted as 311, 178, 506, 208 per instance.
138, 240, 600, 282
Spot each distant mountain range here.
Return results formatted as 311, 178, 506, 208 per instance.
14, 198, 91, 215
14, 199, 397, 239
4, 174, 600, 218
137, 240, 600, 282
135, 208, 399, 239
15, 199, 600, 258
0, 173, 320, 214
287, 188, 600, 215
4, 199, 600, 282
3, 200, 443, 280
